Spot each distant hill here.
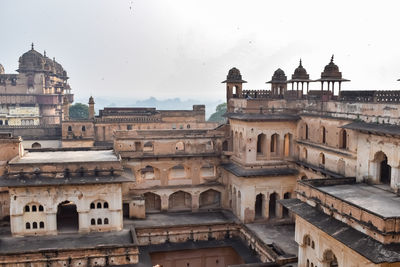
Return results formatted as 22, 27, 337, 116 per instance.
74, 96, 223, 119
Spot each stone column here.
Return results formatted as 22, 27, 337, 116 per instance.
47, 212, 57, 234
161, 194, 169, 211
391, 167, 400, 191
78, 211, 89, 233
160, 168, 168, 186
192, 193, 199, 212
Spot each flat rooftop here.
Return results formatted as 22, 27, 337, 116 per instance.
0, 229, 133, 254
9, 150, 118, 164
318, 184, 400, 218
127, 210, 238, 229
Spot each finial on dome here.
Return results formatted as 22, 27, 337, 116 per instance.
31, 43, 34, 50
299, 58, 302, 67
53, 57, 56, 62
330, 54, 334, 63
44, 50, 46, 57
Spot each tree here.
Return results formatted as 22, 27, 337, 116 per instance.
208, 103, 227, 123
69, 103, 89, 119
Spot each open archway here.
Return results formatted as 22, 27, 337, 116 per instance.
144, 192, 161, 212
57, 201, 78, 232
269, 193, 278, 219
255, 193, 265, 219
323, 250, 338, 267
168, 191, 192, 211
199, 189, 221, 209
374, 151, 391, 184
282, 192, 291, 217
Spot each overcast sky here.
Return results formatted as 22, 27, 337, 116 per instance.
1, 0, 400, 103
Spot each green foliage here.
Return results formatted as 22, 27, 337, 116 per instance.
69, 103, 89, 119
208, 103, 227, 123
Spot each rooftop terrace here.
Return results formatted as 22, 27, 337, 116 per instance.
9, 150, 118, 164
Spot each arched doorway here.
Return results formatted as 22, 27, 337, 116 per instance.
323, 250, 338, 267
282, 192, 290, 218
255, 193, 264, 219
375, 151, 391, 184
31, 142, 41, 149
257, 133, 266, 157
284, 133, 292, 157
168, 191, 192, 211
57, 201, 78, 232
269, 193, 277, 219
144, 192, 161, 212
199, 189, 221, 209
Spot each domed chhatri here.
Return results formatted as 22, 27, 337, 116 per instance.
291, 59, 310, 80
316, 55, 349, 81
315, 55, 350, 95
287, 59, 313, 96
222, 67, 247, 83
267, 68, 287, 84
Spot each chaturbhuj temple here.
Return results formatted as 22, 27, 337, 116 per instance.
1, 45, 400, 266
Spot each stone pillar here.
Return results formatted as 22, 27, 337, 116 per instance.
192, 193, 199, 212
161, 194, 169, 211
391, 167, 400, 191
160, 168, 168, 186
47, 212, 57, 234
78, 211, 89, 233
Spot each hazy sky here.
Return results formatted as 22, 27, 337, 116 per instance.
1, 0, 400, 103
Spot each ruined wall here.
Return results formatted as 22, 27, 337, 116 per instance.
9, 183, 123, 236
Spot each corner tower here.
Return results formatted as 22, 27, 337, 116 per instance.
88, 96, 95, 120
222, 67, 247, 103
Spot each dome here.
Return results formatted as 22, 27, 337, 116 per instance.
267, 68, 287, 83
321, 55, 342, 79
0, 64, 4, 74
18, 44, 45, 73
292, 59, 310, 80
89, 96, 95, 104
222, 67, 247, 83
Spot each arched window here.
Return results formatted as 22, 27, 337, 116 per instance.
97, 218, 102, 225
25, 205, 30, 212
302, 148, 308, 160
39, 205, 44, 212
91, 219, 96, 225
339, 129, 347, 149
40, 222, 44, 229
67, 126, 72, 132
175, 141, 185, 151
321, 126, 326, 144
82, 125, 86, 132
31, 142, 41, 149
304, 123, 309, 140
90, 203, 95, 209
104, 218, 109, 224
26, 222, 31, 229
270, 134, 279, 154
304, 235, 311, 246
33, 222, 38, 229
32, 205, 37, 212
103, 202, 109, 209
257, 133, 266, 156
319, 153, 325, 167
323, 250, 338, 267
97, 202, 102, 209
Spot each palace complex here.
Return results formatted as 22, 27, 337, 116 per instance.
0, 46, 400, 266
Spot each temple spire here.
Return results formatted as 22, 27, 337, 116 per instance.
31, 42, 34, 50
